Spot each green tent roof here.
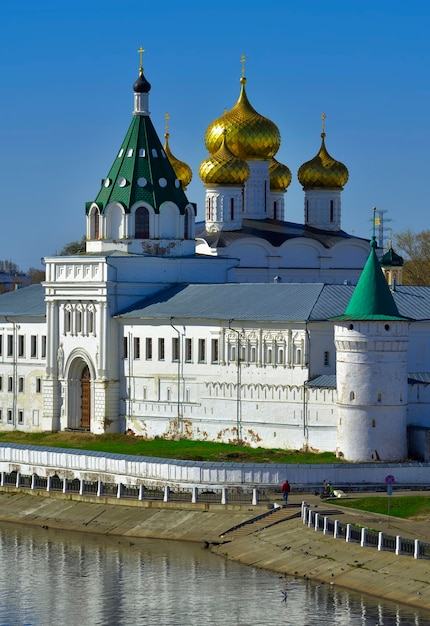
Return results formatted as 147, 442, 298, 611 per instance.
333, 238, 407, 321
88, 114, 189, 215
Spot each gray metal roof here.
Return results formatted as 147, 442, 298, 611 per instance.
118, 283, 328, 322
306, 375, 337, 388
117, 282, 430, 323
0, 284, 45, 317
196, 218, 369, 250
408, 373, 430, 384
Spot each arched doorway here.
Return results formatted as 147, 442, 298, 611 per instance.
81, 365, 91, 429
66, 356, 94, 431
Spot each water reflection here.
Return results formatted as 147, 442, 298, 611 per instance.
0, 522, 427, 625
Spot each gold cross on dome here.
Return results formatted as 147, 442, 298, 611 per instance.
321, 112, 326, 132
240, 54, 246, 77
165, 112, 170, 134
137, 46, 145, 70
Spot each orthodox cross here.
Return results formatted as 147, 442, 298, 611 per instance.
321, 112, 326, 132
137, 46, 145, 71
240, 54, 246, 77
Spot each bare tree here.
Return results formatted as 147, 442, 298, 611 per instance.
394, 229, 430, 286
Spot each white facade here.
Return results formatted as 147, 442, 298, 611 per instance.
2, 60, 430, 463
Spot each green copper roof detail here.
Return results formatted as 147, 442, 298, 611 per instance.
380, 247, 404, 267
334, 238, 407, 321
88, 114, 189, 214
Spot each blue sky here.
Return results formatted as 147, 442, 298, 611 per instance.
1, 1, 429, 270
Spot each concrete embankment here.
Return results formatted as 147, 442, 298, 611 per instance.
1, 489, 430, 612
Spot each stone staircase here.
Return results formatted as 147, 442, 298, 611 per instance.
220, 505, 302, 540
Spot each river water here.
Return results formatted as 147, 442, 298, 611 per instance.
0, 522, 428, 626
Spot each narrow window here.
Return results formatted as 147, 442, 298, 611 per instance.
0, 376, 2, 391
211, 338, 219, 363
330, 200, 334, 222
134, 337, 141, 359
198, 339, 206, 363
31, 335, 37, 358
65, 310, 71, 333
207, 197, 212, 221
350, 391, 355, 401
306, 200, 309, 222
372, 419, 376, 427
143, 386, 147, 400
77, 310, 82, 333
0, 335, 2, 356
185, 338, 192, 362
167, 388, 171, 402
7, 410, 12, 423
146, 338, 152, 360
135, 207, 150, 238
172, 337, 180, 361
184, 209, 190, 239
324, 351, 330, 366
0, 410, 2, 422
230, 197, 234, 221
36, 377, 42, 393
7, 335, 13, 357
123, 337, 128, 359
18, 335, 25, 357
18, 377, 24, 393
88, 311, 94, 334
94, 209, 100, 239
377, 393, 382, 402
273, 200, 278, 220
158, 338, 165, 361
41, 336, 47, 358
8, 376, 13, 392
18, 410, 23, 425
267, 348, 272, 364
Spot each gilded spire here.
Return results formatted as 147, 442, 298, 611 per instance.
297, 117, 348, 189
204, 58, 280, 161
163, 113, 192, 190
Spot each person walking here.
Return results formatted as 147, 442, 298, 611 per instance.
281, 479, 291, 504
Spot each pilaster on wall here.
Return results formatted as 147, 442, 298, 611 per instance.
42, 378, 62, 431
93, 380, 122, 434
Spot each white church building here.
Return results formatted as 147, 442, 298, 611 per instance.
1, 56, 430, 463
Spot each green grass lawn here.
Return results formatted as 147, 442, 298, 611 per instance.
0, 431, 340, 464
334, 496, 430, 519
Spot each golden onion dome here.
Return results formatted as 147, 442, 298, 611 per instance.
204, 76, 281, 161
199, 133, 250, 186
163, 132, 192, 190
298, 132, 349, 190
269, 158, 292, 191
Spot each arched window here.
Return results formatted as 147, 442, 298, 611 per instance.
135, 207, 149, 239
184, 209, 192, 239
94, 208, 100, 239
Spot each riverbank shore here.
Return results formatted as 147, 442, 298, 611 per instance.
0, 489, 429, 612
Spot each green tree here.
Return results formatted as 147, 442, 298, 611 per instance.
59, 236, 87, 256
394, 229, 430, 286
28, 268, 46, 284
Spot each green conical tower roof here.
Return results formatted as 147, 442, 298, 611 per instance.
334, 238, 407, 321
86, 69, 189, 216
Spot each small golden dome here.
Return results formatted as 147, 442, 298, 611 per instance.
298, 132, 349, 190
199, 133, 250, 185
163, 132, 192, 190
204, 77, 281, 161
269, 158, 292, 190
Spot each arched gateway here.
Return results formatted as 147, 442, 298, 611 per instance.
66, 356, 94, 431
